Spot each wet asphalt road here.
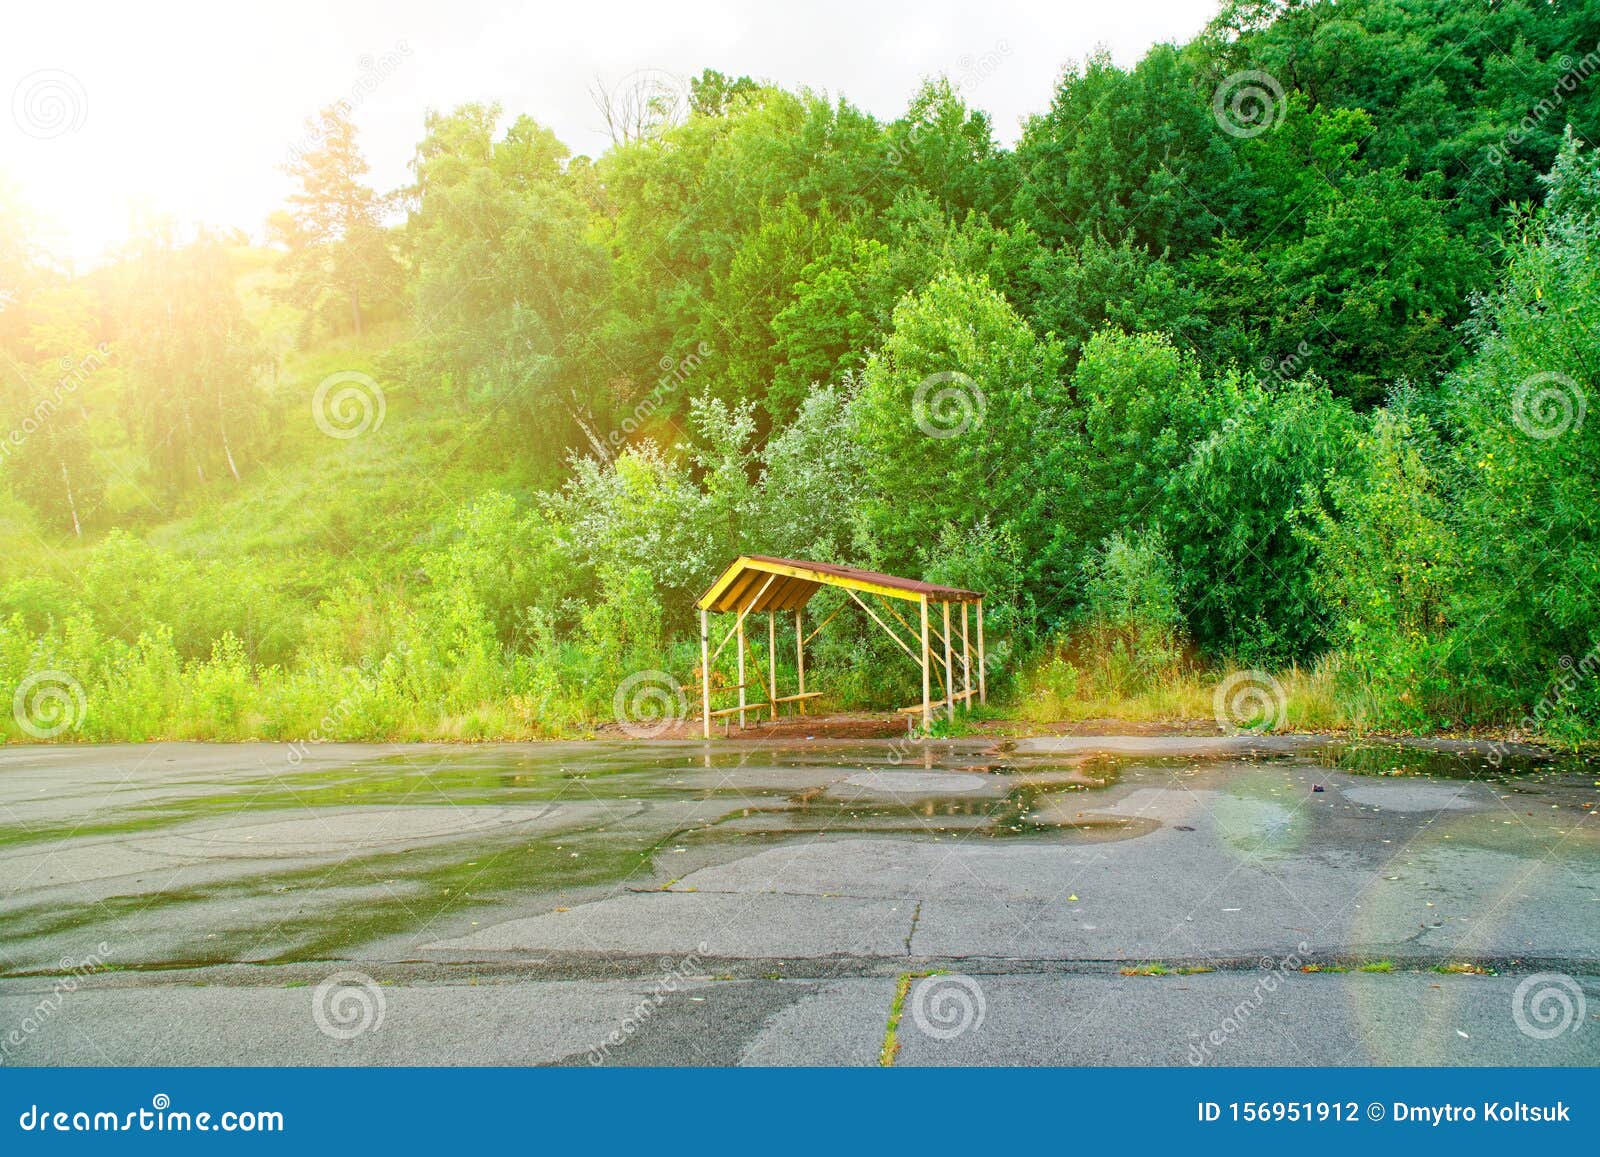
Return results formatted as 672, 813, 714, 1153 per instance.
2, 736, 1597, 1066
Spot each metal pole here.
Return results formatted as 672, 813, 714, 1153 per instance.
767, 611, 777, 718
961, 603, 971, 713
976, 600, 987, 705
942, 601, 954, 722
919, 595, 931, 735
700, 608, 712, 739
795, 608, 806, 716
737, 612, 747, 728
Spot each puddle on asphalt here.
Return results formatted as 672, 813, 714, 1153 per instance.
4, 739, 1593, 972
1307, 739, 1593, 781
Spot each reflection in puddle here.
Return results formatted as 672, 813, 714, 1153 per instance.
1306, 739, 1579, 780
4, 737, 1590, 973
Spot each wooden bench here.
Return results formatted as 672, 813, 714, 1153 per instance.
706, 701, 770, 720
895, 688, 978, 714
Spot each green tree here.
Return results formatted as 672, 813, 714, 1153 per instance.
1300, 401, 1459, 726
1442, 133, 1600, 711
1024, 236, 1208, 366
1071, 329, 1231, 547
1015, 45, 1254, 258
270, 103, 401, 341
118, 230, 271, 493
853, 271, 1075, 610
0, 284, 107, 536
403, 105, 613, 460
1168, 376, 1356, 660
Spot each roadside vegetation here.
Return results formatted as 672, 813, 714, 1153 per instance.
3, 0, 1600, 744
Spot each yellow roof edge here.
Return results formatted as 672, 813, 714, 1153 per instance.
699, 556, 947, 611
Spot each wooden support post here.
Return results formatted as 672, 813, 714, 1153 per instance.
737, 612, 747, 729
961, 603, 971, 713
767, 611, 777, 718
976, 599, 987, 705
919, 595, 932, 735
700, 608, 712, 739
942, 601, 955, 722
795, 608, 806, 716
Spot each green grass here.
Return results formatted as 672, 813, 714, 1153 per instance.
880, 970, 944, 1066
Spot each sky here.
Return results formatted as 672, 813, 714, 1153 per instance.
2, 0, 1220, 264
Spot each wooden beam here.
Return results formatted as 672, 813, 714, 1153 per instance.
700, 557, 972, 610
879, 595, 952, 683
709, 573, 777, 664
919, 595, 931, 735
697, 555, 756, 611
845, 588, 920, 664
760, 573, 807, 612
708, 702, 771, 720
773, 691, 824, 704
700, 608, 711, 739
802, 600, 846, 645
943, 601, 954, 722
961, 602, 971, 714
767, 611, 777, 717
896, 689, 977, 713
977, 599, 987, 705
795, 608, 806, 715
737, 612, 747, 729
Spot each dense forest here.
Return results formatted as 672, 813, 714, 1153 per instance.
3, 0, 1599, 742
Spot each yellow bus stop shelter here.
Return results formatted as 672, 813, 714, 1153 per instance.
695, 555, 985, 738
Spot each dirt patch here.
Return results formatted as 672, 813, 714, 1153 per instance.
971, 716, 1222, 738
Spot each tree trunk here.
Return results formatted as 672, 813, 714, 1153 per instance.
351, 289, 363, 337
59, 454, 81, 538
181, 394, 205, 485
566, 399, 613, 463
219, 389, 241, 482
